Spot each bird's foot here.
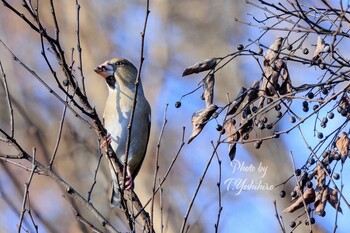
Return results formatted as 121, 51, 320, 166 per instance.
100, 134, 112, 148
119, 166, 133, 190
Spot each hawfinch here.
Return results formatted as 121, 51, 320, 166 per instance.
94, 57, 151, 208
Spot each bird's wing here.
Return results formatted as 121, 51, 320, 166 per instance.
131, 109, 151, 178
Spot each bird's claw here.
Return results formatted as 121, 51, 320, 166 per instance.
100, 134, 112, 149
119, 166, 133, 190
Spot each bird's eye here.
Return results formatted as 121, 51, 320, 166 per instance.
115, 61, 124, 66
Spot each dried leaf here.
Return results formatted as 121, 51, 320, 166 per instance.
225, 118, 239, 161
283, 188, 315, 213
265, 37, 283, 63
228, 143, 237, 161
279, 65, 293, 97
313, 36, 325, 61
314, 187, 328, 216
188, 104, 218, 143
262, 59, 284, 96
182, 58, 218, 76
203, 74, 215, 107
227, 87, 247, 115
225, 118, 240, 143
315, 163, 326, 190
336, 132, 350, 163
247, 80, 260, 103
328, 188, 343, 214
238, 117, 253, 139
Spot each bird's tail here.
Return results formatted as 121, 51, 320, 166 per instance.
109, 163, 123, 208
110, 181, 122, 208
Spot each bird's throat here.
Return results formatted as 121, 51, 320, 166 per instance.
106, 76, 116, 89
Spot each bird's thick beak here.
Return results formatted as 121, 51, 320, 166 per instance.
94, 61, 114, 78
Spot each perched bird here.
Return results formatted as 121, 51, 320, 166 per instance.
94, 57, 151, 207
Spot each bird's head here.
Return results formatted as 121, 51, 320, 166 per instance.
94, 57, 138, 90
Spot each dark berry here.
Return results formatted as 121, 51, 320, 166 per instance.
220, 128, 226, 135
337, 106, 342, 113
276, 111, 282, 118
275, 104, 281, 111
290, 116, 296, 123
328, 112, 334, 119
320, 122, 326, 128
303, 48, 309, 54
306, 181, 313, 188
307, 92, 314, 99
280, 190, 286, 198
303, 106, 309, 112
319, 63, 325, 70
321, 211, 326, 217
327, 156, 334, 164
317, 132, 324, 139
310, 217, 315, 225
257, 47, 263, 55
308, 157, 316, 165
333, 173, 340, 180
258, 122, 265, 130
252, 106, 258, 113
267, 98, 273, 104
261, 117, 268, 123
322, 88, 328, 95
237, 44, 244, 51
302, 101, 309, 108
341, 109, 347, 117
63, 79, 69, 86
313, 105, 319, 111
254, 141, 262, 149
291, 191, 297, 198
212, 112, 218, 118
295, 169, 301, 176
322, 150, 329, 158
287, 44, 293, 51
216, 124, 223, 131
332, 152, 341, 161
322, 117, 328, 123
266, 123, 273, 130
243, 134, 249, 140
290, 221, 296, 228
175, 101, 181, 108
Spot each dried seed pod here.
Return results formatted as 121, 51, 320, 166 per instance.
203, 74, 215, 107
182, 57, 218, 76
283, 188, 315, 213
335, 132, 350, 163
188, 104, 218, 143
313, 36, 326, 61
225, 118, 239, 161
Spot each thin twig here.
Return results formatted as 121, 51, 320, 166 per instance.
17, 148, 37, 233
49, 86, 69, 167
212, 141, 223, 233
135, 127, 186, 219
74, 0, 86, 96
151, 104, 168, 228
288, 151, 312, 232
180, 141, 220, 233
87, 140, 104, 202
273, 200, 286, 233
122, 0, 150, 191
63, 195, 106, 233
0, 60, 14, 138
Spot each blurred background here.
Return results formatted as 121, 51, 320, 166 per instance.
0, 0, 349, 232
